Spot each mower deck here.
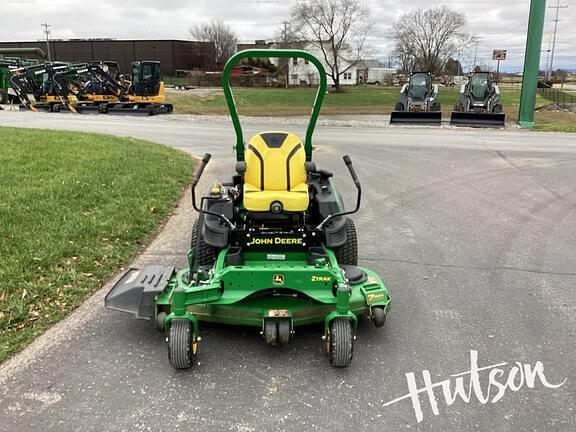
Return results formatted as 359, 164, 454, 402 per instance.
106, 259, 391, 328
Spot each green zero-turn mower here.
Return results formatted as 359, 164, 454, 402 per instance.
105, 49, 391, 369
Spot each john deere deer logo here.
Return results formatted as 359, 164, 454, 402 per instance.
273, 274, 284, 285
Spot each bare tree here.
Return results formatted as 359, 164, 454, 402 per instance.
291, 0, 375, 90
190, 21, 237, 68
392, 6, 470, 76
394, 44, 416, 75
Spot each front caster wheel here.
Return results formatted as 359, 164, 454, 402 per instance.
277, 320, 292, 345
155, 311, 167, 332
264, 320, 278, 345
168, 319, 196, 369
328, 318, 354, 368
264, 320, 292, 346
371, 307, 386, 327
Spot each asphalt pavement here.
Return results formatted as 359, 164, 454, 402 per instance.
0, 112, 575, 431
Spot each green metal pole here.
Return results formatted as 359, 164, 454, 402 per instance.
518, 0, 547, 128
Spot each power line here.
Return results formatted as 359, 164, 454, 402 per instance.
547, 0, 568, 80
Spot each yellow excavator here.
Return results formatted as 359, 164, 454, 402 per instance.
11, 60, 172, 115
75, 60, 173, 115
9, 62, 82, 113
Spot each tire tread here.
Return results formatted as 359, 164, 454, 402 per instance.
329, 318, 354, 367
334, 219, 358, 266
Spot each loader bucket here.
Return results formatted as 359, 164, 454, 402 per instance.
450, 111, 506, 128
389, 110, 442, 125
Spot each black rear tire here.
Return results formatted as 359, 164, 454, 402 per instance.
334, 218, 358, 266
395, 102, 404, 111
191, 216, 217, 266
168, 319, 195, 369
493, 104, 503, 114
0, 89, 7, 105
432, 102, 441, 112
328, 318, 354, 368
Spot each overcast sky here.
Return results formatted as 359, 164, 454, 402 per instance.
1, 0, 574, 72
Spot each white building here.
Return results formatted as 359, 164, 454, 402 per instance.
285, 42, 358, 86
240, 40, 397, 86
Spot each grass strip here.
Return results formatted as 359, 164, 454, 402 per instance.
0, 127, 193, 362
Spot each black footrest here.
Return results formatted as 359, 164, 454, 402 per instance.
105, 265, 174, 319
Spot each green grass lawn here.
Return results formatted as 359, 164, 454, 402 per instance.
0, 128, 193, 362
166, 86, 543, 122
166, 85, 576, 130
533, 111, 576, 132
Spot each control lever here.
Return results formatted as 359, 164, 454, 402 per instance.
315, 155, 362, 230
191, 153, 235, 229
192, 153, 211, 187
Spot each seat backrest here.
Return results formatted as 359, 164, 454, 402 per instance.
245, 132, 307, 191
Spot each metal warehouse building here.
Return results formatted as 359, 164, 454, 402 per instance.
0, 39, 216, 75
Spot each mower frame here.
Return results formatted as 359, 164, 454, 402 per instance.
105, 49, 391, 369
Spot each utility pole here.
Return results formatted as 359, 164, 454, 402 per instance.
283, 21, 289, 89
470, 35, 482, 71
543, 31, 553, 80
472, 35, 481, 70
547, 0, 568, 80
41, 22, 51, 62
518, 0, 547, 128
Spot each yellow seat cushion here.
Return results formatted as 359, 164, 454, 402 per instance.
243, 131, 309, 212
244, 182, 309, 212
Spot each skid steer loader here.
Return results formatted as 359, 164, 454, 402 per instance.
450, 71, 505, 128
390, 72, 442, 125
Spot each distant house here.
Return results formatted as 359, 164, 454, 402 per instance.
236, 40, 397, 86
283, 43, 397, 86
283, 42, 358, 86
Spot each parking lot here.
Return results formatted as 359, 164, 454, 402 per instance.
0, 112, 575, 431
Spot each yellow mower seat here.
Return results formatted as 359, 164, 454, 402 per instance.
243, 132, 309, 212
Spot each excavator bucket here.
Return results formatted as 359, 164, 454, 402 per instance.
450, 111, 505, 128
390, 110, 442, 125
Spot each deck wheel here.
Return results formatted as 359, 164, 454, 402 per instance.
371, 307, 386, 328
155, 311, 167, 332
277, 320, 292, 345
263, 320, 278, 345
